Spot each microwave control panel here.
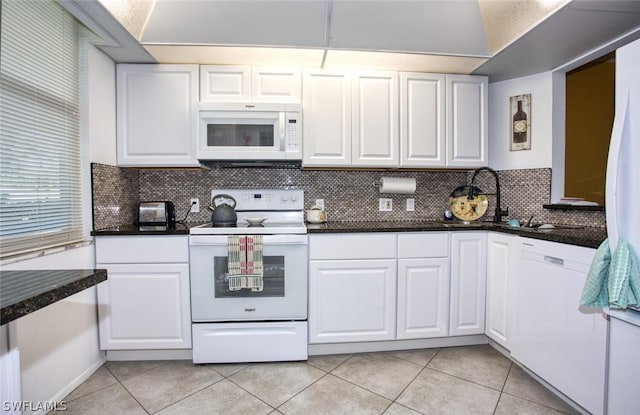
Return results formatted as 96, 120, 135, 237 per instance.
285, 114, 301, 154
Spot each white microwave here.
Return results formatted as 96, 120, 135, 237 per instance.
197, 103, 302, 160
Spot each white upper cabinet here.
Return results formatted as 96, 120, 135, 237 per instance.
302, 70, 352, 166
116, 64, 199, 167
446, 74, 488, 167
252, 67, 302, 103
303, 70, 398, 167
200, 66, 251, 102
200, 65, 301, 103
352, 71, 399, 167
304, 69, 486, 168
400, 72, 446, 167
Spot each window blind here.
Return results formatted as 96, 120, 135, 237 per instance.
0, 0, 85, 258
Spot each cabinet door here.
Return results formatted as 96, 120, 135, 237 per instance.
302, 70, 352, 166
397, 258, 449, 339
117, 64, 199, 167
450, 232, 487, 336
97, 263, 191, 350
199, 65, 251, 102
309, 259, 397, 343
485, 232, 514, 349
352, 71, 399, 167
400, 72, 445, 167
252, 67, 301, 103
445, 75, 488, 168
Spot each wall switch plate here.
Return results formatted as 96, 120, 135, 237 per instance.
406, 198, 415, 212
315, 199, 325, 209
379, 198, 393, 211
190, 198, 200, 213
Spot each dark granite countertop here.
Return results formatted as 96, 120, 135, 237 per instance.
91, 222, 192, 236
306, 220, 607, 249
0, 269, 107, 325
91, 220, 606, 249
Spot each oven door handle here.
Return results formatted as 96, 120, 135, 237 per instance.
190, 234, 308, 246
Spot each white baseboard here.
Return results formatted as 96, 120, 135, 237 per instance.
105, 349, 193, 361
34, 354, 107, 415
308, 335, 488, 356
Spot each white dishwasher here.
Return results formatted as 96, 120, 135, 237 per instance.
511, 238, 607, 415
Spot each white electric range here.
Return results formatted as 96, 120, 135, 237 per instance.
189, 189, 308, 363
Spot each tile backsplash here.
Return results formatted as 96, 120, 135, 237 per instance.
91, 163, 605, 229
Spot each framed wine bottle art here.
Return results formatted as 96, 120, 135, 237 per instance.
510, 94, 531, 151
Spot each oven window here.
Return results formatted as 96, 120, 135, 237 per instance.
207, 124, 275, 147
213, 256, 284, 298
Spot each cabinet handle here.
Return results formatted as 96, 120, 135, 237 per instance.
544, 255, 564, 266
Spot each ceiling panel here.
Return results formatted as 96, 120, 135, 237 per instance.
473, 0, 640, 81
329, 0, 489, 56
141, 0, 328, 47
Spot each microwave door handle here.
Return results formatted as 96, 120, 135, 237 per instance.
279, 112, 286, 151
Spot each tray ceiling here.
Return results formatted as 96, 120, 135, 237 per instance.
88, 0, 640, 80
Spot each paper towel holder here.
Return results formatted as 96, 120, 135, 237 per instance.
374, 177, 417, 194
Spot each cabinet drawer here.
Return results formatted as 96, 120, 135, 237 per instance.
192, 322, 307, 363
398, 232, 449, 258
309, 233, 396, 260
95, 236, 189, 263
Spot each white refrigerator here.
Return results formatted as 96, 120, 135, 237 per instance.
604, 37, 640, 415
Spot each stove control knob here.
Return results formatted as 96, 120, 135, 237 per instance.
291, 194, 298, 201
281, 195, 289, 201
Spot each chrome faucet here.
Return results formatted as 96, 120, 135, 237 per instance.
469, 167, 509, 223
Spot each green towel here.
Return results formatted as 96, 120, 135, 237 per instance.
581, 238, 640, 309
609, 238, 640, 309
580, 239, 611, 308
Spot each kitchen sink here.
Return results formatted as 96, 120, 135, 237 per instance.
519, 223, 585, 232
423, 220, 585, 232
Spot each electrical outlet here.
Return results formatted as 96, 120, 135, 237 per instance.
406, 198, 415, 212
379, 198, 393, 212
315, 198, 325, 209
190, 198, 200, 213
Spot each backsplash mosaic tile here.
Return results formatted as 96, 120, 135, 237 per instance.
91, 163, 139, 230
91, 164, 605, 229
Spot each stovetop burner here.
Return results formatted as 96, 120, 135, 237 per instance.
190, 189, 307, 235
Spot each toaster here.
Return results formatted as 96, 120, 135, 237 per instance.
137, 201, 176, 226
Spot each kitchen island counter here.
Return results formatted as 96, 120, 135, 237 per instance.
306, 220, 607, 249
0, 269, 107, 325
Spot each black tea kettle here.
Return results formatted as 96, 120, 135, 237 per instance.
209, 194, 237, 226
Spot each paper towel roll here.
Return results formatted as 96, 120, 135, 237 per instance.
378, 177, 416, 194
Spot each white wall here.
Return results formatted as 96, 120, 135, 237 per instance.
2, 246, 103, 412
488, 71, 556, 171
0, 44, 116, 412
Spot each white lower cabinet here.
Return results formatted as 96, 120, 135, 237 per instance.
485, 232, 516, 349
511, 237, 606, 415
309, 233, 397, 343
309, 232, 456, 344
309, 259, 397, 343
397, 233, 450, 339
449, 232, 486, 336
95, 236, 192, 350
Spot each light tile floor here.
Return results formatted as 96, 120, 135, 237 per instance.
59, 345, 580, 415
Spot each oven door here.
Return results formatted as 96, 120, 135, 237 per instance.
189, 234, 307, 321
